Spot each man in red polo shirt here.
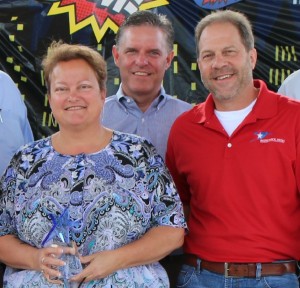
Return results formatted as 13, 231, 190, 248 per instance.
166, 10, 300, 288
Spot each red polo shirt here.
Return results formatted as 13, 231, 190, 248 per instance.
166, 80, 300, 262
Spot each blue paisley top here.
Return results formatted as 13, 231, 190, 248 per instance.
0, 131, 186, 288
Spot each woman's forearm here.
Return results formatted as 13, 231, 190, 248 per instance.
0, 235, 39, 270
70, 226, 185, 283
114, 226, 184, 269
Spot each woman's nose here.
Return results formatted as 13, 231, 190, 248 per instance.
67, 90, 79, 102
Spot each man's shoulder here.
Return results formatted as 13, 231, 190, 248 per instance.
281, 69, 300, 84
278, 93, 300, 109
164, 95, 192, 110
278, 70, 300, 96
0, 71, 12, 81
0, 71, 18, 91
103, 95, 122, 114
172, 103, 202, 124
104, 94, 118, 104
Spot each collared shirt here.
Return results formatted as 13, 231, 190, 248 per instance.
167, 80, 300, 262
102, 85, 192, 159
278, 69, 300, 100
0, 71, 33, 176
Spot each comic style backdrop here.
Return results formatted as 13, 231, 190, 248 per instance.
0, 0, 299, 139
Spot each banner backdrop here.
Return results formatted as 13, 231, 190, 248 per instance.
0, 0, 299, 139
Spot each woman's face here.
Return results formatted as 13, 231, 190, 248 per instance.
48, 59, 106, 131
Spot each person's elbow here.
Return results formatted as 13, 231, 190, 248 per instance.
169, 227, 185, 250
177, 227, 185, 248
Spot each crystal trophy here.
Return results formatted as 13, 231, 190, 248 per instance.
42, 208, 83, 287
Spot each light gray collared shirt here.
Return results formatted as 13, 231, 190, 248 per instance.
0, 71, 34, 176
102, 85, 192, 159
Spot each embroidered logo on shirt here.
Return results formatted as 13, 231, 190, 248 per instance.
252, 131, 285, 144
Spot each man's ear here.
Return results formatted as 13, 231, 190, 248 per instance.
165, 50, 174, 70
112, 45, 120, 67
249, 48, 257, 70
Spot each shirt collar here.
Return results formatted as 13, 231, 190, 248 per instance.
195, 80, 277, 124
116, 83, 167, 109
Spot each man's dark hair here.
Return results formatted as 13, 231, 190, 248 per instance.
115, 10, 174, 52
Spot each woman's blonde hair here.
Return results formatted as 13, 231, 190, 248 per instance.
42, 41, 107, 92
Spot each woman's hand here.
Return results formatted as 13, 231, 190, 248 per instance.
70, 250, 119, 284
37, 244, 75, 284
69, 226, 184, 284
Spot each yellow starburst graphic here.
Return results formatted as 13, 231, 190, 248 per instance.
48, 0, 170, 43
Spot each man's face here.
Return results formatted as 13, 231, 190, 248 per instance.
112, 25, 174, 101
197, 22, 257, 110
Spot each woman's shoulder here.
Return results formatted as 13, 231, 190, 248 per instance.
111, 130, 160, 160
17, 136, 52, 154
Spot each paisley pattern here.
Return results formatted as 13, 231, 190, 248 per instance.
0, 131, 186, 288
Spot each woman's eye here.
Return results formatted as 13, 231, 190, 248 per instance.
80, 84, 91, 90
55, 87, 67, 92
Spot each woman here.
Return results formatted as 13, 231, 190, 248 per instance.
0, 41, 186, 287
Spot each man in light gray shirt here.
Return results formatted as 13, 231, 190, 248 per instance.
278, 69, 300, 100
102, 10, 192, 160
0, 70, 33, 175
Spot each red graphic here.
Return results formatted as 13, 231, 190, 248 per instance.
59, 0, 125, 26
48, 0, 170, 42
